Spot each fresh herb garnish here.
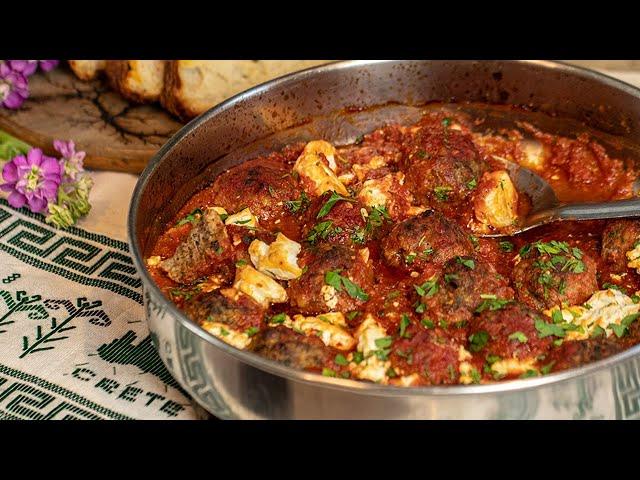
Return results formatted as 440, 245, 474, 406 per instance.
324, 270, 369, 301
475, 294, 512, 313
399, 314, 411, 338
508, 331, 528, 343
316, 191, 355, 219
245, 326, 259, 337
434, 186, 452, 202
235, 259, 248, 267
467, 178, 477, 190
421, 318, 434, 329
414, 278, 439, 297
176, 207, 203, 227
269, 312, 288, 324
284, 191, 310, 214
456, 256, 475, 270
334, 354, 349, 366
469, 330, 489, 352
365, 205, 391, 236
534, 318, 566, 338
307, 220, 335, 244
322, 367, 337, 377
499, 241, 514, 252
610, 313, 640, 338
603, 282, 627, 294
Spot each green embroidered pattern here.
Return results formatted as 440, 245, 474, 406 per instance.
0, 290, 47, 334
0, 363, 131, 420
0, 199, 142, 304
97, 331, 182, 390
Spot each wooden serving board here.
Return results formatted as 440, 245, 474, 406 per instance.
0, 66, 184, 174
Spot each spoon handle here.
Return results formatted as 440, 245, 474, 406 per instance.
554, 199, 640, 221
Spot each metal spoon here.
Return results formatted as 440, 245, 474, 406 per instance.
479, 156, 640, 237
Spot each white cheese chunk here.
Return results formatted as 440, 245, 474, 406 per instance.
233, 265, 287, 308
200, 321, 252, 350
249, 233, 303, 280
627, 241, 640, 273
303, 140, 338, 172
389, 373, 421, 387
544, 288, 640, 340
146, 255, 161, 266
490, 357, 538, 377
349, 314, 391, 384
294, 152, 349, 197
473, 170, 519, 229
225, 207, 259, 228
287, 312, 355, 350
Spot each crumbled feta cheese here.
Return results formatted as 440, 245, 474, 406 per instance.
233, 265, 287, 307
286, 312, 355, 350
146, 255, 161, 266
248, 233, 303, 280
225, 208, 259, 228
200, 321, 252, 349
474, 170, 519, 229
349, 314, 391, 384
294, 147, 349, 197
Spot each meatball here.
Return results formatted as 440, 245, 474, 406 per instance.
288, 244, 373, 315
512, 241, 598, 310
159, 207, 233, 284
301, 192, 367, 246
381, 210, 473, 271
601, 219, 640, 271
545, 336, 627, 373
210, 158, 299, 232
251, 326, 337, 371
390, 327, 468, 385
470, 303, 552, 363
422, 257, 515, 324
402, 127, 484, 205
183, 288, 264, 332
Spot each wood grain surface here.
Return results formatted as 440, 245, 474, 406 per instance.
0, 66, 184, 173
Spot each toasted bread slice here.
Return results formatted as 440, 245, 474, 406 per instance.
68, 60, 107, 80
161, 60, 329, 121
105, 60, 166, 103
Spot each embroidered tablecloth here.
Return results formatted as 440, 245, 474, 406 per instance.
0, 69, 639, 420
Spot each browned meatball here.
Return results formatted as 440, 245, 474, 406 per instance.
402, 127, 484, 205
159, 208, 234, 284
545, 336, 627, 373
250, 326, 337, 371
422, 257, 515, 324
183, 288, 264, 332
301, 192, 367, 246
512, 241, 598, 310
469, 302, 552, 364
210, 158, 299, 232
288, 244, 373, 315
601, 219, 640, 271
381, 210, 473, 271
390, 327, 468, 385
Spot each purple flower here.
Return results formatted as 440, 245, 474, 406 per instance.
38, 60, 59, 72
6, 60, 38, 76
53, 139, 86, 182
0, 63, 28, 109
1, 148, 62, 213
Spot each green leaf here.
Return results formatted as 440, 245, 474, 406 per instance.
176, 208, 203, 227
334, 354, 349, 366
322, 367, 337, 377
307, 220, 334, 244
399, 314, 411, 338
414, 278, 439, 297
434, 186, 452, 202
469, 330, 489, 352
534, 318, 566, 338
456, 256, 475, 269
269, 313, 287, 324
324, 270, 343, 292
375, 336, 393, 349
540, 361, 555, 375
245, 326, 259, 337
284, 191, 310, 214
235, 259, 248, 267
421, 318, 434, 329
341, 276, 369, 301
316, 191, 355, 219
475, 296, 511, 313
508, 331, 528, 343
499, 241, 514, 252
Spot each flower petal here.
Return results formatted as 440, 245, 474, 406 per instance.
41, 155, 62, 177
28, 196, 48, 213
2, 160, 18, 183
27, 148, 43, 167
7, 191, 26, 209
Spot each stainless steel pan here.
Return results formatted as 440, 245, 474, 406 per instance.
128, 60, 640, 419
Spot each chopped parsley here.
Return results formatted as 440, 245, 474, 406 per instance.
475, 294, 512, 313
284, 191, 310, 214
602, 282, 627, 294
414, 278, 439, 297
421, 318, 434, 329
469, 235, 479, 249
456, 256, 475, 269
470, 368, 482, 384
508, 331, 528, 343
235, 259, 248, 267
399, 314, 411, 338
322, 367, 337, 377
354, 134, 365, 145
269, 312, 288, 325
347, 311, 361, 321
610, 313, 640, 338
352, 351, 364, 364
405, 253, 417, 265
442, 117, 452, 127
316, 191, 355, 219
469, 330, 489, 352
365, 205, 391, 236
386, 367, 398, 378
324, 270, 369, 301
540, 361, 555, 375
268, 185, 277, 197
520, 370, 538, 379
591, 325, 605, 338
175, 207, 203, 227
351, 227, 366, 244
245, 326, 259, 337
434, 186, 452, 202
334, 354, 349, 366
467, 178, 478, 190
499, 241, 514, 252
534, 318, 566, 339
306, 220, 335, 244
415, 302, 426, 314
